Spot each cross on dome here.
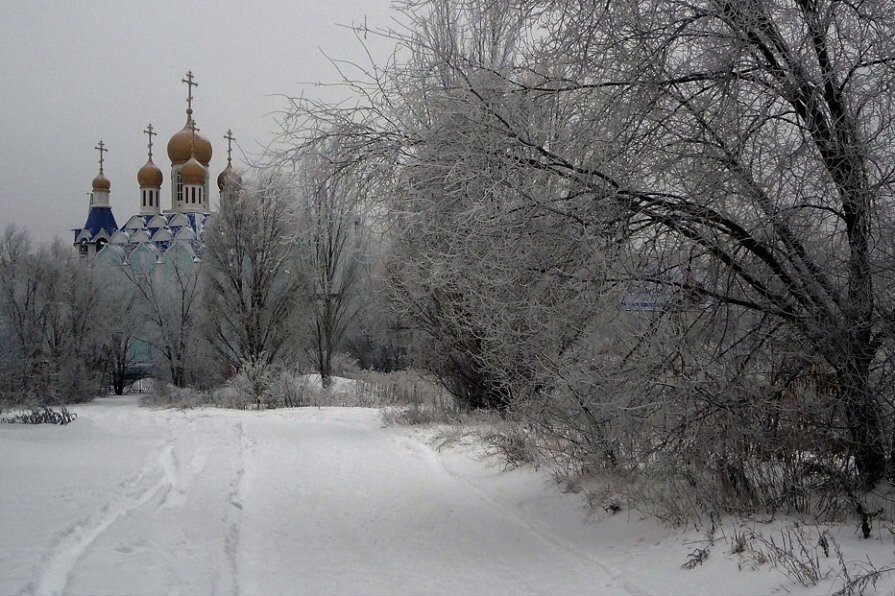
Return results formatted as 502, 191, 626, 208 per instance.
218, 128, 242, 192
91, 140, 111, 192
182, 70, 198, 117
144, 124, 157, 159
95, 140, 107, 173
224, 129, 236, 165
168, 70, 212, 166
181, 117, 208, 187
138, 124, 163, 189
188, 119, 200, 152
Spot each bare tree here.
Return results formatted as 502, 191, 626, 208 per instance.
280, 0, 895, 493
498, 0, 895, 488
93, 263, 142, 395
292, 143, 370, 387
0, 226, 44, 399
119, 245, 202, 387
0, 226, 106, 404
201, 181, 301, 370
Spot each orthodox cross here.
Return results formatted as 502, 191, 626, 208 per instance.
224, 129, 236, 165
182, 70, 198, 116
188, 119, 199, 155
144, 124, 156, 159
95, 140, 107, 173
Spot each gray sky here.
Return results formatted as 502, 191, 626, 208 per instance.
0, 0, 394, 243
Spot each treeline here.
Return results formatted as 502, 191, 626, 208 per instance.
0, 170, 403, 404
0, 228, 115, 405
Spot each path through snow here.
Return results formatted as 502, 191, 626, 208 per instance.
2, 399, 632, 595
6, 399, 887, 595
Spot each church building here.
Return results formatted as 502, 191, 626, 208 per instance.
73, 71, 242, 260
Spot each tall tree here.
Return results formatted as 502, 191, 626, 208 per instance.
201, 181, 301, 370
120, 244, 202, 387
293, 142, 370, 387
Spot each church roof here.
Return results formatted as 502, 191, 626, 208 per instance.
110, 230, 130, 245
74, 206, 118, 243
74, 206, 210, 256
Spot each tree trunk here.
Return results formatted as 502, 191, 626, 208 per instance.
890, 421, 895, 484
838, 366, 886, 488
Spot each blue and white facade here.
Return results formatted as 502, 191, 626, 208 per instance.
72, 72, 238, 262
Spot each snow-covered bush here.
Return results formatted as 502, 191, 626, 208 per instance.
139, 380, 208, 409
330, 353, 362, 378
261, 370, 311, 408
214, 361, 312, 409
354, 370, 449, 408
0, 406, 77, 425
140, 378, 173, 407
229, 360, 277, 406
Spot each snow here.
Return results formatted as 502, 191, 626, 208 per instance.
1, 398, 892, 595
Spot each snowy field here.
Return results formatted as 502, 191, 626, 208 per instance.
1, 398, 893, 595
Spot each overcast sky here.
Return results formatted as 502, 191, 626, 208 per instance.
0, 0, 394, 243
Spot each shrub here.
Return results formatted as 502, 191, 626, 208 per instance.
139, 379, 174, 408
139, 380, 209, 409
262, 370, 312, 408
330, 353, 362, 378
480, 424, 539, 470
0, 406, 77, 425
356, 370, 450, 408
381, 402, 461, 426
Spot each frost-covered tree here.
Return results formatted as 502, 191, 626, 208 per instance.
201, 180, 301, 370
280, 0, 895, 494
290, 142, 371, 387
120, 244, 202, 388
0, 226, 106, 404
93, 263, 142, 395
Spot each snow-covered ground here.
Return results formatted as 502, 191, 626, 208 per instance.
1, 398, 892, 595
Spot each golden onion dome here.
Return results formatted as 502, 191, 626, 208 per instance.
167, 120, 212, 166
217, 163, 243, 192
180, 155, 207, 185
92, 172, 110, 191
137, 158, 163, 188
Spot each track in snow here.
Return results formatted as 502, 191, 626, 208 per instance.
30, 441, 176, 596
17, 405, 633, 595
236, 409, 635, 595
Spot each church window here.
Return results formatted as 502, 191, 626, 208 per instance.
176, 172, 183, 205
